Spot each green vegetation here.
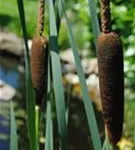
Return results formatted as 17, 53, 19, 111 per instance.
1, 0, 38, 38
0, 0, 135, 150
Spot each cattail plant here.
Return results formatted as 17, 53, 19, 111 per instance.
31, 0, 48, 106
97, 0, 124, 145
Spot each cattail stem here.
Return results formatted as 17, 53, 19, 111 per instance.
100, 0, 111, 33
37, 0, 45, 36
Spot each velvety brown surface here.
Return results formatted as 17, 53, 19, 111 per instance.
31, 36, 48, 105
97, 32, 124, 145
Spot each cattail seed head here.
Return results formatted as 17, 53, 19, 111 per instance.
31, 35, 48, 105
97, 32, 124, 145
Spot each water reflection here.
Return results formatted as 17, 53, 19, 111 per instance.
0, 56, 21, 150
0, 105, 10, 150
0, 65, 20, 89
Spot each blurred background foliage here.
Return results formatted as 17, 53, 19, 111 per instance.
0, 0, 135, 149
1, 0, 134, 100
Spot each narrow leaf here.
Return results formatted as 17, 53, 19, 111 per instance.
87, 0, 100, 49
35, 106, 40, 150
16, 1, 36, 150
10, 100, 18, 150
58, 1, 102, 150
48, 0, 68, 149
45, 59, 54, 150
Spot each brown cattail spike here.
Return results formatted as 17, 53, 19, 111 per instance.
97, 32, 124, 145
31, 36, 48, 105
30, 0, 48, 105
37, 0, 45, 36
100, 0, 111, 33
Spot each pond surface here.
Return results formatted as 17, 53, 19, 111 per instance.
0, 55, 25, 150
0, 54, 104, 150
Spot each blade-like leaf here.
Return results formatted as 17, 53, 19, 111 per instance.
16, 0, 29, 57
16, 1, 36, 150
48, 0, 68, 149
45, 62, 53, 150
35, 106, 40, 150
66, 84, 72, 123
58, 1, 102, 150
45, 99, 52, 150
87, 0, 100, 50
10, 100, 18, 150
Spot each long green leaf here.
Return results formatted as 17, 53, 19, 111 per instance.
16, 0, 29, 57
45, 99, 52, 150
16, 1, 36, 150
87, 0, 100, 49
48, 0, 68, 149
58, 1, 102, 150
45, 59, 54, 150
35, 106, 39, 150
66, 83, 72, 123
10, 101, 18, 150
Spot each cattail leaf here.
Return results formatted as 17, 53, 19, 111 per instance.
10, 100, 18, 150
45, 99, 53, 150
16, 0, 29, 57
66, 84, 72, 123
55, 0, 63, 33
45, 62, 53, 150
48, 0, 68, 149
35, 106, 40, 150
16, 1, 36, 150
58, 1, 102, 150
87, 0, 100, 49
